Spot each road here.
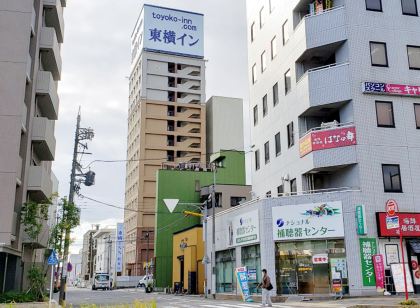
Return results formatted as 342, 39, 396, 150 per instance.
59, 287, 415, 308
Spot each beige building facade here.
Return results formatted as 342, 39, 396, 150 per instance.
124, 50, 206, 275
0, 0, 65, 292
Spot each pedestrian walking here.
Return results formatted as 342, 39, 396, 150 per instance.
258, 269, 273, 307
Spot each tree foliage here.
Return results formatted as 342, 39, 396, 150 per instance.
20, 197, 53, 243
48, 197, 80, 257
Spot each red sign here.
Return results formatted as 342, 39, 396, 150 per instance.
363, 82, 420, 97
299, 126, 357, 157
387, 84, 420, 96
373, 254, 385, 291
377, 213, 420, 237
386, 199, 398, 217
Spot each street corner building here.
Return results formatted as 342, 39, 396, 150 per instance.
0, 0, 66, 292
199, 0, 420, 299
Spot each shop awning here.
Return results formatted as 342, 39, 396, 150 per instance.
409, 240, 420, 254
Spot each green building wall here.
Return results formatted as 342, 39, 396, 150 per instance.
154, 150, 246, 289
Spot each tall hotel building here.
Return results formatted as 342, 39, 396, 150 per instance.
124, 5, 205, 275
0, 0, 65, 291
203, 0, 420, 297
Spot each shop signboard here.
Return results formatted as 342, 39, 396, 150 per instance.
359, 238, 377, 287
332, 278, 342, 293
299, 126, 357, 157
386, 199, 398, 216
385, 244, 400, 265
312, 254, 329, 264
376, 213, 420, 237
386, 216, 400, 230
330, 258, 348, 279
356, 205, 367, 235
299, 133, 312, 157
248, 268, 257, 281
235, 267, 253, 302
228, 209, 259, 247
272, 202, 344, 241
390, 263, 414, 293
411, 256, 420, 285
362, 82, 420, 97
373, 254, 385, 292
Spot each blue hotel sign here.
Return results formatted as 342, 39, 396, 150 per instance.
131, 4, 204, 64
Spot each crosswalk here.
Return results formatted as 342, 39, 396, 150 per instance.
158, 298, 296, 308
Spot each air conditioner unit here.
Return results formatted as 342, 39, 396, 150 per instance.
320, 120, 339, 128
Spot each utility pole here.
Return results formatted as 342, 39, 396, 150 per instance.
59, 109, 95, 306
211, 164, 216, 298
145, 232, 150, 276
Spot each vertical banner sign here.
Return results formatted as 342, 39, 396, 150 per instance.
236, 267, 253, 302
116, 223, 124, 273
373, 254, 385, 292
359, 238, 378, 286
356, 205, 367, 235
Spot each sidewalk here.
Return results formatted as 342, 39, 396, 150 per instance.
285, 295, 420, 308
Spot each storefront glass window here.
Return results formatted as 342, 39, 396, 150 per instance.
241, 245, 261, 294
275, 239, 348, 295
216, 249, 236, 293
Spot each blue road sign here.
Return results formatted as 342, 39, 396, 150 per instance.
48, 250, 58, 265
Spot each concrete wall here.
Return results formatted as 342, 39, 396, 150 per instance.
206, 96, 245, 155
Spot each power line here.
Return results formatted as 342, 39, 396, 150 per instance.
80, 149, 252, 169
77, 194, 202, 214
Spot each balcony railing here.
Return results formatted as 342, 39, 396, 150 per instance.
275, 186, 360, 197
295, 5, 345, 30
161, 162, 212, 171
299, 122, 356, 157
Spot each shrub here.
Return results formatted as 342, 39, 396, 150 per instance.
400, 299, 418, 306
0, 291, 37, 303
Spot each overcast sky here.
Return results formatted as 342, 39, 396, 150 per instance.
54, 0, 249, 254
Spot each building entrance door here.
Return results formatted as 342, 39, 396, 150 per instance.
178, 256, 184, 291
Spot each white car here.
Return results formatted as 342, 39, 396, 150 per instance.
137, 274, 154, 288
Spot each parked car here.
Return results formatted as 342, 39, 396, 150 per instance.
137, 274, 154, 288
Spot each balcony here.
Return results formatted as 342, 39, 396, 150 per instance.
177, 93, 201, 104
40, 27, 62, 80
296, 62, 351, 109
32, 117, 56, 161
293, 6, 347, 57
27, 164, 53, 201
36, 71, 59, 120
299, 123, 357, 171
43, 0, 64, 43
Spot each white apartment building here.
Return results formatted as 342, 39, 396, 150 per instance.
232, 0, 420, 297
0, 0, 65, 292
93, 228, 116, 276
